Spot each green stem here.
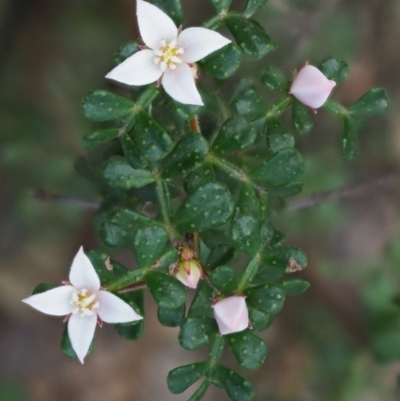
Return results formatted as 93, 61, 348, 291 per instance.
238, 257, 260, 292
187, 380, 210, 401
107, 269, 145, 292
209, 335, 225, 365
155, 179, 176, 240
266, 96, 292, 118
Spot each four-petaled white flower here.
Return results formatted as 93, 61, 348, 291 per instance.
212, 295, 250, 335
22, 247, 142, 364
290, 63, 336, 110
106, 0, 231, 106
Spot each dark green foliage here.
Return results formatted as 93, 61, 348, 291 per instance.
210, 265, 240, 293
83, 129, 120, 149
133, 225, 168, 267
276, 279, 310, 295
168, 362, 209, 393
151, 0, 183, 25
292, 100, 314, 134
261, 65, 288, 92
349, 87, 389, 117
179, 316, 219, 350
209, 0, 232, 13
341, 115, 363, 159
158, 304, 186, 327
246, 284, 285, 314
266, 117, 295, 152
112, 41, 140, 66
206, 245, 236, 270
244, 0, 269, 16
121, 133, 148, 169
319, 57, 350, 83
214, 365, 254, 401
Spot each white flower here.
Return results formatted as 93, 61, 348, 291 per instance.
105, 0, 231, 106
22, 247, 142, 364
290, 64, 336, 110
212, 296, 249, 335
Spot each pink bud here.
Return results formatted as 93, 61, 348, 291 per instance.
180, 247, 194, 261
290, 64, 336, 109
175, 260, 202, 289
212, 296, 249, 335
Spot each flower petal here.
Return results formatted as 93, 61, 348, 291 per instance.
213, 296, 249, 335
137, 0, 178, 49
162, 63, 203, 106
178, 27, 231, 63
68, 313, 97, 364
22, 286, 75, 316
96, 291, 143, 323
106, 49, 163, 86
69, 246, 100, 292
290, 64, 336, 109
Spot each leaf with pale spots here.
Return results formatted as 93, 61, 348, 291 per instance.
244, 0, 269, 16
261, 65, 288, 92
179, 316, 218, 350
134, 110, 174, 161
160, 132, 209, 178
151, 0, 184, 26
104, 156, 155, 189
251, 266, 284, 285
86, 250, 114, 286
81, 90, 134, 122
233, 89, 267, 120
82, 129, 120, 150
158, 304, 186, 327
292, 100, 314, 135
349, 87, 389, 118
167, 362, 209, 394
227, 329, 268, 370
121, 133, 148, 169
146, 271, 187, 308
188, 280, 214, 319
112, 41, 140, 66
133, 224, 168, 268
276, 279, 310, 295
206, 245, 236, 270
100, 208, 151, 248
248, 306, 274, 331
212, 116, 257, 155
265, 181, 303, 197
173, 182, 234, 233
266, 117, 295, 153
210, 266, 240, 293
199, 43, 242, 80
341, 115, 363, 159
260, 246, 308, 272
171, 100, 202, 120
184, 163, 215, 195
319, 57, 349, 83
225, 13, 277, 59
61, 325, 94, 359
231, 215, 260, 256
245, 284, 285, 314
236, 183, 260, 219
214, 364, 254, 401
209, 0, 233, 13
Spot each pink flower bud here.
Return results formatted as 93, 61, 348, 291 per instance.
290, 64, 336, 109
212, 296, 249, 335
180, 246, 194, 261
175, 259, 202, 289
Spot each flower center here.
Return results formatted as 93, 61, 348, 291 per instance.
70, 289, 99, 317
154, 40, 184, 71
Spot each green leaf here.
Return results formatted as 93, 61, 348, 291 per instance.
174, 182, 234, 233
161, 132, 209, 178
251, 266, 284, 285
158, 304, 186, 327
233, 89, 267, 120
227, 329, 268, 370
82, 90, 134, 122
157, 248, 180, 271
210, 266, 240, 293
133, 225, 168, 267
244, 0, 269, 16
184, 163, 215, 194
199, 43, 242, 80
188, 280, 214, 319
259, 221, 286, 251
341, 115, 364, 159
246, 284, 285, 314
32, 283, 56, 295
213, 116, 257, 155
151, 0, 183, 26
292, 100, 314, 134
261, 65, 288, 93
104, 156, 155, 189
248, 306, 274, 331
134, 110, 174, 161
206, 245, 236, 270
82, 129, 119, 150
209, 0, 232, 13
215, 364, 254, 401
145, 271, 187, 308
61, 325, 94, 359
113, 41, 140, 66
319, 57, 349, 83
86, 250, 113, 286
168, 362, 209, 394
179, 316, 219, 350
260, 246, 308, 272
121, 133, 148, 169
266, 117, 295, 152
115, 290, 145, 340
171, 101, 202, 120
225, 13, 277, 59
276, 279, 310, 295
266, 181, 303, 197
250, 148, 304, 183
100, 208, 151, 248
323, 99, 348, 116
349, 87, 389, 117
187, 381, 210, 401
231, 215, 259, 256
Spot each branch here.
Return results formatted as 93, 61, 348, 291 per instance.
287, 173, 400, 212
30, 189, 100, 210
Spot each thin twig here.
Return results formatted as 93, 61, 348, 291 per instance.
287, 173, 400, 212
30, 189, 100, 210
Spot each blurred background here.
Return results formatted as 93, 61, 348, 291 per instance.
1, 0, 400, 400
